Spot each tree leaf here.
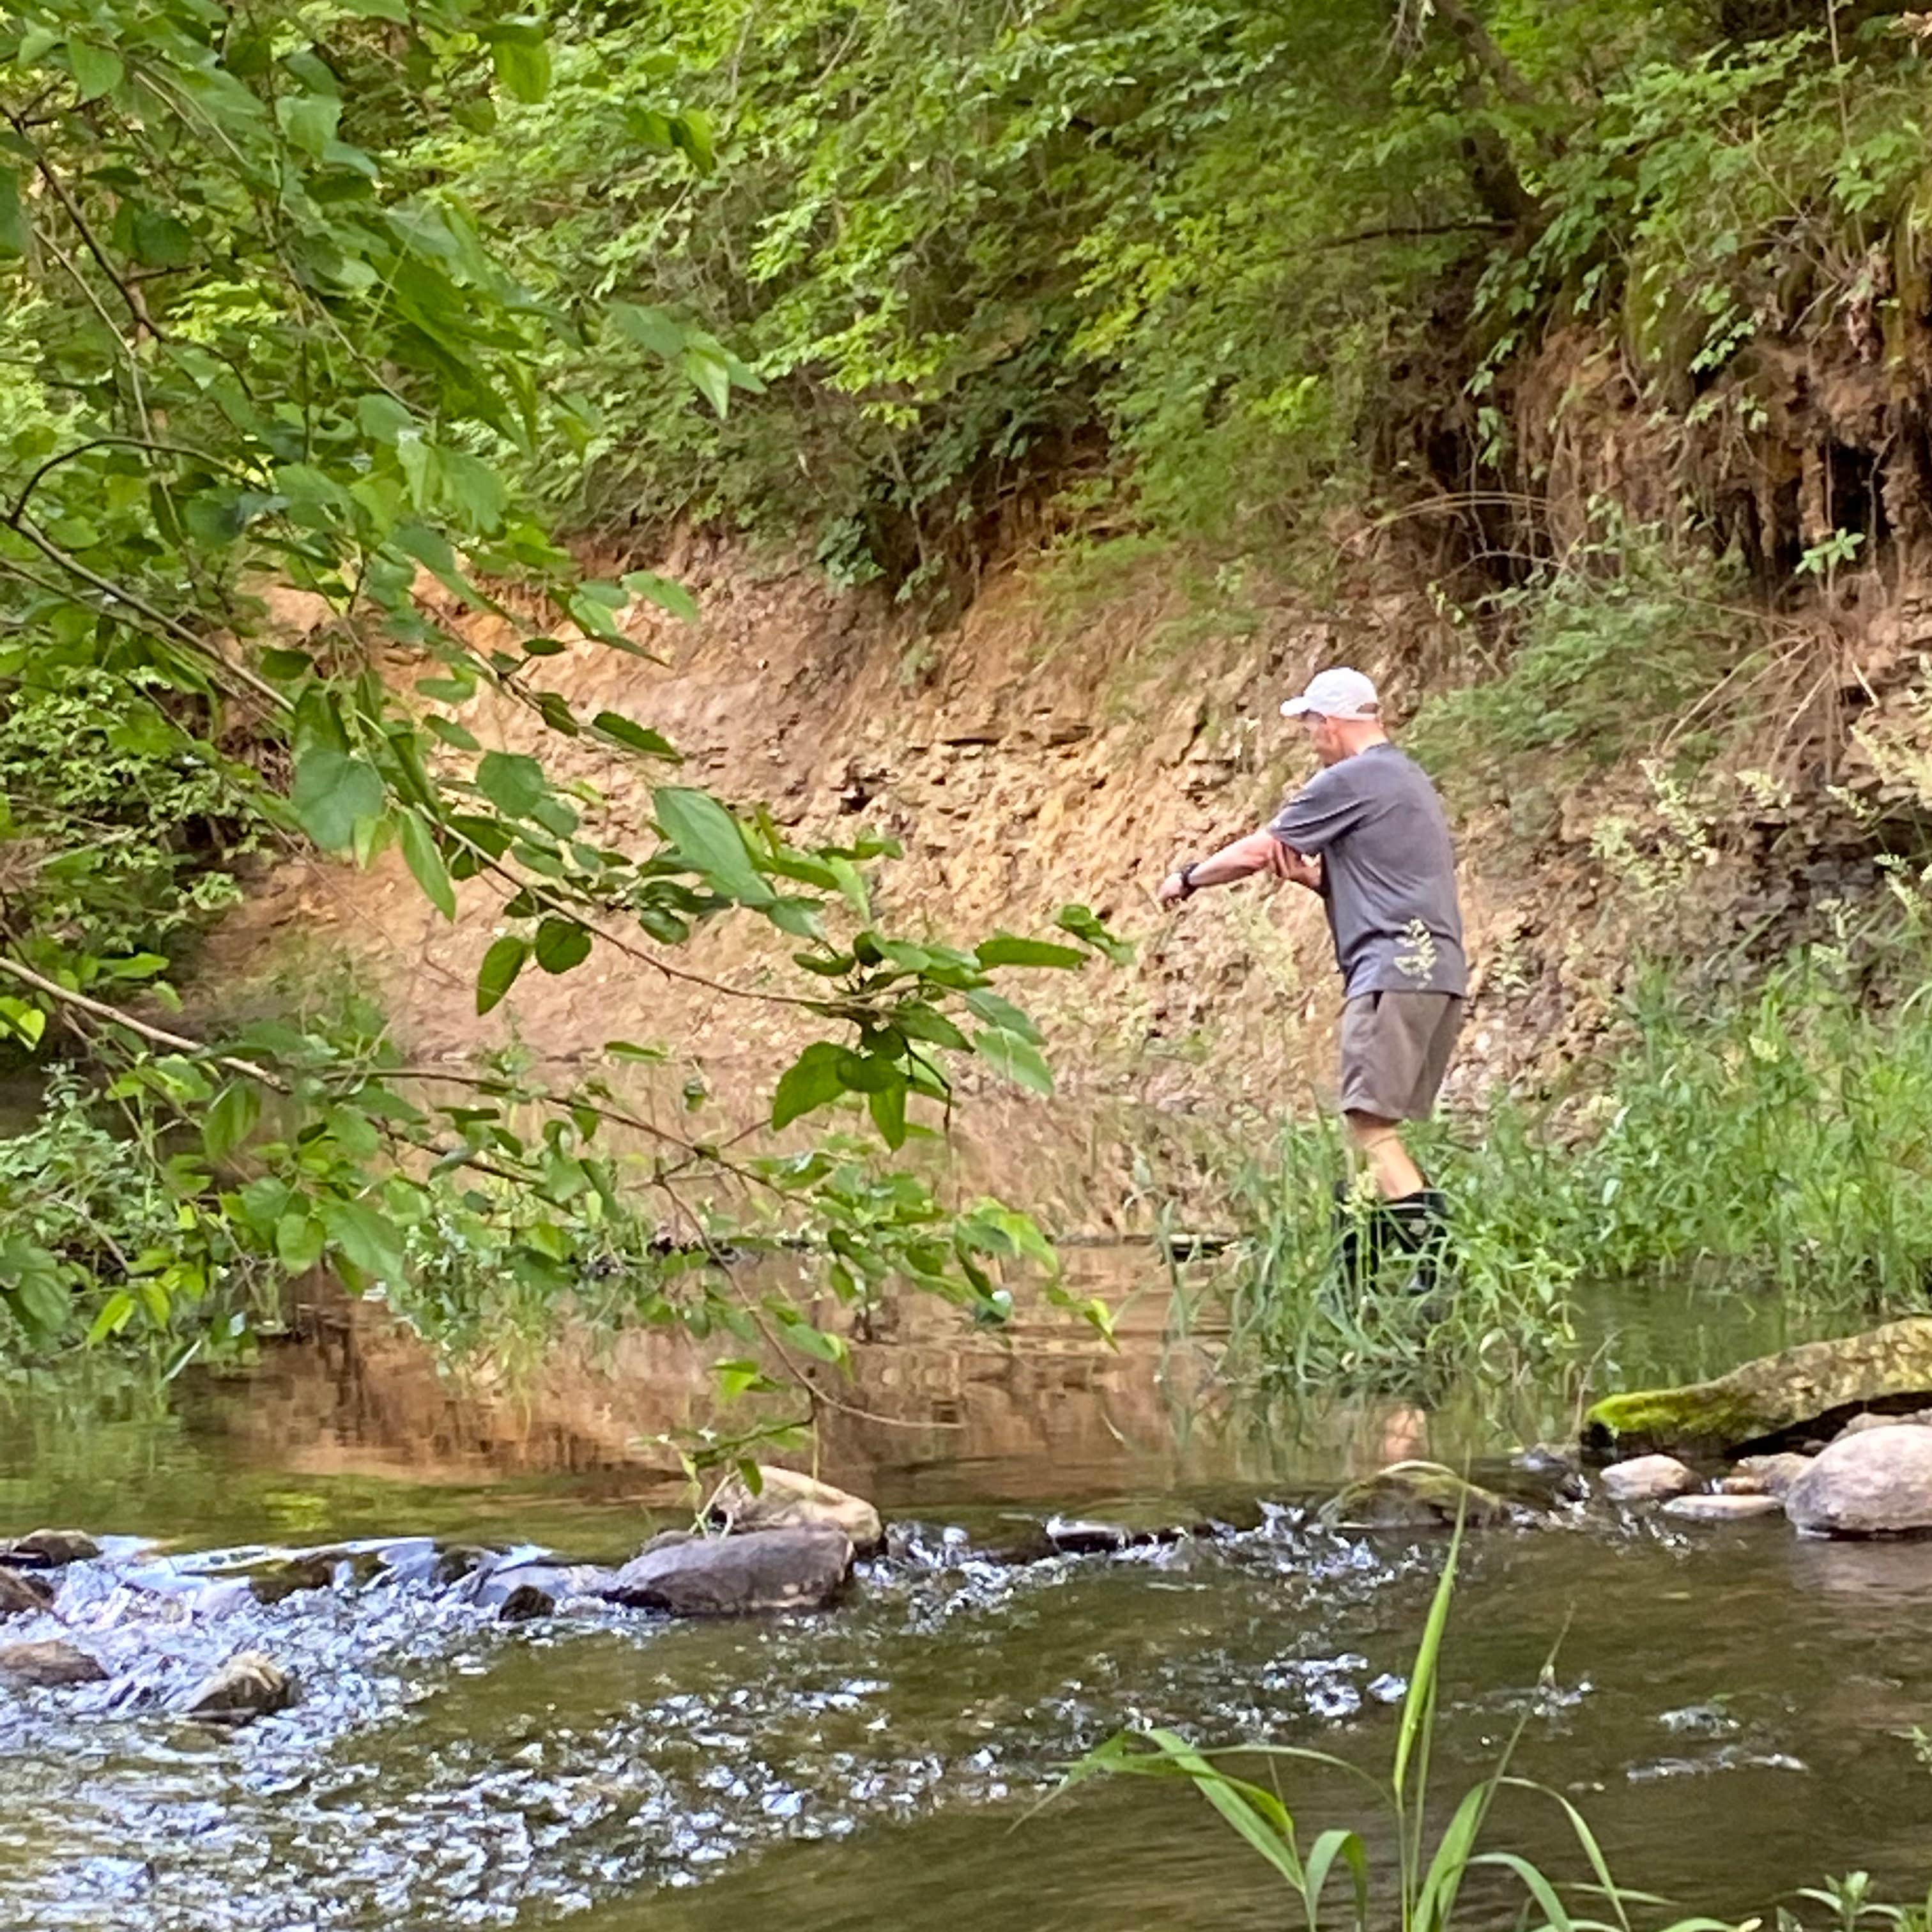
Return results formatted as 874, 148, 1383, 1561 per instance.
291, 749, 387, 854
1055, 903, 1135, 965
533, 916, 592, 974
682, 345, 734, 418
654, 785, 770, 903
399, 810, 457, 919
425, 716, 480, 751
604, 1039, 665, 1062
774, 1310, 848, 1365
275, 1211, 327, 1273
963, 985, 1042, 1043
68, 41, 123, 102
620, 570, 700, 621
974, 1028, 1054, 1096
868, 1075, 908, 1148
86, 1289, 137, 1345
608, 302, 686, 359
0, 997, 45, 1049
476, 935, 528, 1015
476, 750, 548, 820
202, 1080, 261, 1165
1, 1236, 69, 1339
0, 169, 26, 259
770, 1040, 849, 1130
892, 1003, 970, 1051
321, 1198, 406, 1283
976, 933, 1087, 970
276, 92, 342, 157
592, 710, 680, 760
490, 29, 552, 103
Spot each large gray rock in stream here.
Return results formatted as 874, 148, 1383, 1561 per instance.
1660, 1492, 1782, 1524
1321, 1462, 1525, 1531
601, 1527, 854, 1616
1, 1529, 100, 1568
706, 1466, 885, 1557
1731, 1452, 1816, 1500
455, 1551, 615, 1621
1599, 1455, 1696, 1504
1583, 1318, 1932, 1458
0, 1639, 107, 1687
1785, 1425, 1932, 1537
180, 1652, 296, 1724
0, 1565, 54, 1618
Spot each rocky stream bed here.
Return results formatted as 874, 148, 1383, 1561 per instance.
8, 1313, 1932, 1930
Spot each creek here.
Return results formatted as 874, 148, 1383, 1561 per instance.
0, 1254, 1926, 1931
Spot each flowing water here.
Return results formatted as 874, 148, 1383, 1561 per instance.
1, 1259, 1927, 1931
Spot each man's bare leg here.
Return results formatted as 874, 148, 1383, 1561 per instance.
1345, 1110, 1425, 1200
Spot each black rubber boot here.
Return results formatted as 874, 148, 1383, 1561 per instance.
1381, 1188, 1452, 1296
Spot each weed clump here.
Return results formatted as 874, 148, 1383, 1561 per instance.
1207, 887, 1932, 1396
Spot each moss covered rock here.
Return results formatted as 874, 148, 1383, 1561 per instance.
1583, 1319, 1932, 1459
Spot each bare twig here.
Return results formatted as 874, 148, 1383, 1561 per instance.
2, 512, 288, 711
0, 953, 285, 1089
2, 106, 166, 339
7, 435, 254, 525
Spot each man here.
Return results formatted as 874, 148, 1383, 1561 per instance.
1156, 665, 1466, 1282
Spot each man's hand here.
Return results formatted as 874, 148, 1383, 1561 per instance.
1157, 870, 1192, 908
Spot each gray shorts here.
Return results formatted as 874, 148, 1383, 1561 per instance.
1339, 992, 1464, 1121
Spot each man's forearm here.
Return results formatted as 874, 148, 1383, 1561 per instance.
1159, 829, 1320, 905
1186, 830, 1284, 889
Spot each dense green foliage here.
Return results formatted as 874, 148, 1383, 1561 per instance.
0, 0, 1121, 1397
433, 0, 1932, 595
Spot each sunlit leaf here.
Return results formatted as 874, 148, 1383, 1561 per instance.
477, 935, 528, 1015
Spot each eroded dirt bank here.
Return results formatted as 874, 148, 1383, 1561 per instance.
204, 494, 1930, 1227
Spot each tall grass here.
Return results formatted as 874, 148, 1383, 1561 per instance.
1054, 1517, 1738, 1932
1052, 1520, 1928, 1932
1203, 887, 1932, 1396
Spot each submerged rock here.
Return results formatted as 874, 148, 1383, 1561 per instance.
1733, 1452, 1816, 1500
496, 1583, 558, 1623
1599, 1455, 1696, 1504
458, 1552, 613, 1618
1042, 1517, 1192, 1555
433, 1544, 493, 1588
0, 1639, 107, 1687
1583, 1318, 1932, 1458
0, 1565, 54, 1618
1322, 1462, 1520, 1530
602, 1526, 854, 1616
181, 1652, 295, 1723
249, 1554, 340, 1606
1785, 1425, 1932, 1537
1660, 1492, 1782, 1523
706, 1466, 884, 1557
2, 1529, 100, 1568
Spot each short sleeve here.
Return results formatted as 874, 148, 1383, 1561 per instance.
1268, 765, 1368, 854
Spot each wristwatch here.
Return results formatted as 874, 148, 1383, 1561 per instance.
1177, 861, 1200, 898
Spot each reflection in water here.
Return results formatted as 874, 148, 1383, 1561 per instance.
176, 1245, 1593, 1524
1, 1261, 1929, 1931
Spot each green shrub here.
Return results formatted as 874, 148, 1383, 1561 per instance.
1209, 886, 1932, 1396
1408, 531, 1762, 783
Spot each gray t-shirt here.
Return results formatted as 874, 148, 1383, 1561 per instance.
1268, 742, 1467, 997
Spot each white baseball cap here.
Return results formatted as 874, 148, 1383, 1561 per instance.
1280, 666, 1380, 719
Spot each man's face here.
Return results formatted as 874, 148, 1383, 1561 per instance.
1303, 711, 1346, 767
